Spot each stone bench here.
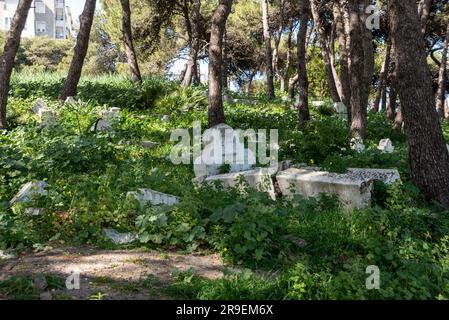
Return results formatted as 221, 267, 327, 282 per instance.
276, 168, 401, 209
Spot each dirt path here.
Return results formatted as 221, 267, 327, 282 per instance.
0, 247, 226, 300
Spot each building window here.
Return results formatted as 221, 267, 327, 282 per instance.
36, 21, 46, 33
4, 17, 12, 29
56, 26, 64, 39
55, 8, 64, 21
35, 2, 46, 14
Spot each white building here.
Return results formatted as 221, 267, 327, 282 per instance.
0, 0, 74, 39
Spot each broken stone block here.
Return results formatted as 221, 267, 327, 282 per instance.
38, 108, 57, 127
378, 138, 395, 153
141, 141, 158, 149
32, 99, 48, 114
103, 228, 137, 245
334, 102, 347, 116
91, 108, 121, 132
127, 189, 180, 206
64, 97, 77, 105
194, 167, 278, 200
10, 181, 48, 205
311, 101, 325, 107
351, 138, 365, 153
276, 168, 401, 210
194, 123, 257, 178
0, 250, 15, 260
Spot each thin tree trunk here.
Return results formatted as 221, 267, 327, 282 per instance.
120, 0, 142, 85
310, 0, 341, 103
60, 0, 96, 102
0, 0, 32, 130
222, 30, 228, 89
393, 107, 403, 132
389, 0, 449, 207
208, 0, 233, 127
334, 1, 351, 116
262, 0, 275, 100
347, 0, 367, 140
298, 1, 311, 128
182, 0, 201, 87
436, 23, 449, 118
374, 41, 392, 113
281, 21, 294, 93
361, 0, 375, 118
288, 74, 299, 99
418, 0, 432, 35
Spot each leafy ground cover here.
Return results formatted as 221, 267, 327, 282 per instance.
1, 74, 449, 300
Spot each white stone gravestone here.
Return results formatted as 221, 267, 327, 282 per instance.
378, 138, 395, 153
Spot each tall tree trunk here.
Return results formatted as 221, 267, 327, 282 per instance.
288, 74, 299, 99
389, 0, 449, 207
393, 107, 403, 132
208, 0, 233, 127
436, 23, 449, 118
310, 0, 341, 103
60, 0, 97, 102
347, 0, 367, 140
418, 0, 432, 35
262, 0, 275, 100
333, 1, 351, 116
182, 0, 201, 87
222, 30, 228, 89
298, 1, 311, 128
120, 0, 142, 85
374, 40, 392, 113
0, 0, 32, 130
281, 22, 293, 93
361, 0, 374, 117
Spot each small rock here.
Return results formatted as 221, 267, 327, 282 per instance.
10, 181, 48, 205
141, 141, 158, 149
161, 115, 170, 122
103, 228, 137, 245
33, 275, 48, 291
64, 97, 77, 105
39, 292, 52, 300
378, 138, 394, 153
0, 250, 15, 260
351, 138, 365, 153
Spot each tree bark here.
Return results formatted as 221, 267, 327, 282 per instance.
262, 0, 275, 100
310, 0, 341, 103
0, 0, 33, 130
120, 0, 142, 85
281, 21, 293, 93
222, 30, 228, 89
333, 0, 351, 115
288, 74, 299, 99
436, 23, 449, 118
298, 1, 311, 128
60, 0, 97, 102
418, 0, 432, 35
374, 40, 392, 113
182, 0, 201, 87
208, 0, 233, 127
347, 0, 368, 140
389, 0, 449, 207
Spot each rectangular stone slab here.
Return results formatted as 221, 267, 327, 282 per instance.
276, 168, 401, 209
127, 189, 180, 206
194, 167, 278, 200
